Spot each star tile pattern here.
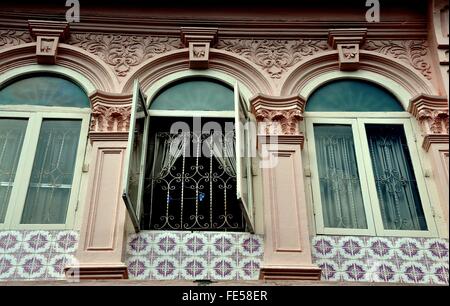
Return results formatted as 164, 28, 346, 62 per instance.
0, 230, 78, 281
126, 231, 264, 281
312, 236, 449, 285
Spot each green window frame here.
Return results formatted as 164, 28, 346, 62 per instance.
122, 79, 256, 233
0, 107, 90, 230
305, 114, 437, 238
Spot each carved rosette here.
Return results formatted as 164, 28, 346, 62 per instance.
217, 39, 329, 79
89, 91, 133, 141
363, 40, 433, 80
251, 94, 306, 146
68, 33, 183, 78
408, 94, 449, 151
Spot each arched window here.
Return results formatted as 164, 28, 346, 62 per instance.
122, 78, 255, 233
0, 75, 90, 229
304, 79, 436, 237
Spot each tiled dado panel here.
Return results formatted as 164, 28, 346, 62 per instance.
0, 231, 79, 281
126, 231, 264, 280
312, 236, 449, 285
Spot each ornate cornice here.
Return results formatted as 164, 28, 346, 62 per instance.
68, 33, 183, 78
408, 94, 449, 150
328, 28, 367, 48
89, 90, 133, 141
363, 40, 432, 80
216, 39, 329, 79
251, 94, 305, 136
28, 20, 70, 40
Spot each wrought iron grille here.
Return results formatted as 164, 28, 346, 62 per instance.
143, 131, 245, 231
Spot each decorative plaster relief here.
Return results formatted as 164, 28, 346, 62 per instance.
68, 33, 183, 78
363, 40, 433, 80
89, 91, 133, 135
254, 108, 303, 135
91, 104, 131, 133
0, 30, 32, 48
409, 94, 449, 134
251, 94, 305, 136
217, 39, 329, 79
417, 109, 449, 134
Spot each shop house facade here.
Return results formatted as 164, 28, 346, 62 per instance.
0, 0, 448, 284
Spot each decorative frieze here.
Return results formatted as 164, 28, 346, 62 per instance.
68, 33, 183, 78
0, 30, 32, 48
408, 94, 449, 151
251, 94, 305, 137
363, 40, 433, 80
89, 90, 133, 141
217, 39, 329, 79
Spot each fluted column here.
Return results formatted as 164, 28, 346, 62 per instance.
252, 94, 321, 280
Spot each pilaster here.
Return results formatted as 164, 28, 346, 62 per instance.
65, 91, 133, 280
251, 94, 321, 280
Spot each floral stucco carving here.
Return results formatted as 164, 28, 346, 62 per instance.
251, 94, 305, 136
216, 39, 329, 79
68, 33, 183, 78
0, 30, 33, 48
254, 108, 303, 135
417, 109, 449, 134
88, 91, 133, 139
91, 104, 132, 133
363, 40, 433, 80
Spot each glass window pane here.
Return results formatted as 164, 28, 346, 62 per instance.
366, 124, 427, 231
21, 120, 81, 224
0, 75, 90, 108
0, 119, 27, 223
306, 80, 403, 112
314, 124, 368, 229
151, 78, 234, 111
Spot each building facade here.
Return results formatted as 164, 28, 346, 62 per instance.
0, 0, 448, 285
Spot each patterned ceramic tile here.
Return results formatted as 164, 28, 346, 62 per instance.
312, 235, 449, 285
126, 231, 264, 281
0, 230, 79, 281
315, 259, 341, 281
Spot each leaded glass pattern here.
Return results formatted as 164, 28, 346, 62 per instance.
0, 119, 27, 223
21, 120, 81, 224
